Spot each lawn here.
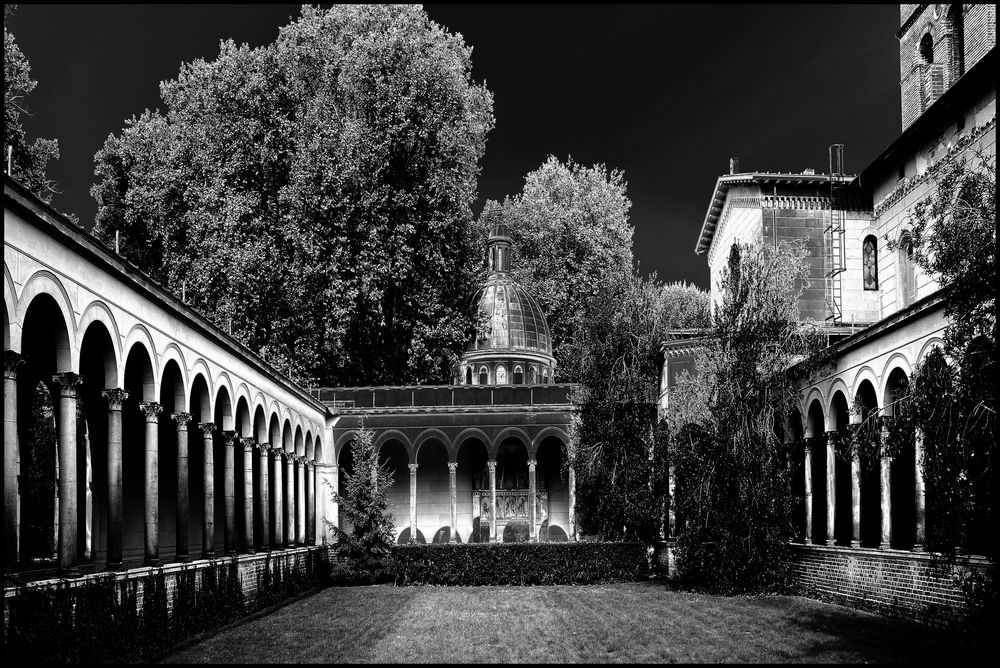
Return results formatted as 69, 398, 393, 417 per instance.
159, 582, 976, 663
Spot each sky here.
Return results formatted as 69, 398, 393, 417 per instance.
5, 4, 902, 289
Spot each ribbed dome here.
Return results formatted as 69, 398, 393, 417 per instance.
469, 277, 552, 355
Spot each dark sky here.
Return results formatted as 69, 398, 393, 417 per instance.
5, 4, 901, 288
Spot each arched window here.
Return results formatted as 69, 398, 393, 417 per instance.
948, 4, 964, 78
465, 367, 472, 385
542, 368, 549, 384
919, 32, 934, 65
898, 230, 916, 308
529, 366, 537, 384
496, 364, 507, 385
862, 235, 878, 290
479, 366, 489, 386
513, 365, 524, 384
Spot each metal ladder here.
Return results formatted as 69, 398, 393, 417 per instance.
825, 144, 846, 325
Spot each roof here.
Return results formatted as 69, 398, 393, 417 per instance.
694, 172, 855, 255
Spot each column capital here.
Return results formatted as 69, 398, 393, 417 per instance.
824, 430, 839, 441
487, 460, 497, 472
256, 441, 271, 455
198, 422, 216, 438
222, 430, 238, 446
139, 402, 163, 421
271, 447, 285, 460
4, 351, 26, 379
527, 459, 537, 471
295, 455, 306, 465
408, 463, 418, 473
447, 461, 458, 472
172, 411, 193, 428
52, 372, 83, 397
102, 388, 129, 410
239, 438, 255, 452
305, 459, 315, 470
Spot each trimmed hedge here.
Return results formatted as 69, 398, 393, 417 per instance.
390, 542, 648, 586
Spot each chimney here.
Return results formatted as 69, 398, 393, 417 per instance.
729, 157, 739, 175
802, 168, 815, 175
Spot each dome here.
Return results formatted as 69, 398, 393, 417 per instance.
468, 277, 552, 355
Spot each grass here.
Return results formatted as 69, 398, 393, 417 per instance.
159, 582, 981, 663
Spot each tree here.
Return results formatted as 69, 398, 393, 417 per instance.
478, 156, 634, 382
91, 4, 495, 386
667, 240, 816, 594
4, 10, 60, 202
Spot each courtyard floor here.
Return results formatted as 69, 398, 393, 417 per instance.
158, 582, 979, 663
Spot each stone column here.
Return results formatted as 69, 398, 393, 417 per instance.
305, 460, 315, 545
914, 427, 926, 551
447, 462, 458, 543
568, 464, 577, 541
296, 457, 306, 545
4, 352, 25, 570
330, 464, 339, 541
102, 388, 127, 569
199, 422, 216, 558
825, 431, 837, 546
804, 438, 813, 544
271, 448, 284, 548
850, 447, 861, 548
285, 453, 295, 545
879, 425, 892, 550
241, 438, 255, 553
527, 459, 537, 542
667, 465, 676, 540
172, 412, 192, 561
407, 463, 418, 544
53, 373, 82, 572
257, 443, 270, 550
140, 402, 162, 565
487, 460, 497, 543
221, 431, 237, 555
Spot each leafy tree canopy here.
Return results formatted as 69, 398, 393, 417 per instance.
92, 4, 495, 386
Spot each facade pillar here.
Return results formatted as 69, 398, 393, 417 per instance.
257, 443, 270, 550
850, 450, 861, 548
285, 453, 295, 545
568, 464, 577, 541
447, 462, 458, 543
487, 460, 497, 543
4, 352, 25, 570
305, 460, 315, 545
172, 412, 192, 561
408, 463, 418, 544
825, 431, 837, 546
139, 402, 162, 565
101, 388, 127, 569
271, 448, 284, 548
914, 427, 926, 551
222, 431, 237, 555
199, 422, 216, 557
667, 464, 676, 539
330, 464, 339, 541
527, 459, 537, 541
296, 456, 306, 545
880, 425, 892, 550
804, 438, 814, 544
241, 438, 255, 553
53, 373, 82, 572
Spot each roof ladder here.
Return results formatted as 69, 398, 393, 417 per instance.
825, 144, 846, 325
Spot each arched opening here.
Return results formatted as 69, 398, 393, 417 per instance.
830, 391, 852, 546
158, 359, 185, 562
188, 374, 211, 556
884, 368, 915, 550
281, 419, 294, 546
856, 379, 881, 548
465, 367, 472, 385
898, 230, 916, 308
122, 342, 155, 565
268, 413, 283, 548
806, 399, 826, 544
919, 32, 934, 65
213, 386, 233, 554
293, 425, 305, 545
478, 366, 488, 386
234, 396, 251, 553
536, 435, 569, 542
78, 320, 118, 565
304, 432, 314, 545
495, 364, 507, 385
252, 404, 268, 550
18, 294, 72, 569
377, 438, 412, 544
513, 365, 524, 385
456, 436, 489, 542
529, 366, 538, 385
494, 435, 530, 543
863, 235, 878, 290
948, 4, 964, 78
415, 437, 450, 543
337, 435, 356, 538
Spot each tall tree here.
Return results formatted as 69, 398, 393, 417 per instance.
92, 5, 494, 386
4, 10, 60, 202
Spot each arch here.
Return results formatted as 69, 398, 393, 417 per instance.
917, 337, 945, 364
17, 272, 77, 371
882, 366, 911, 418
281, 418, 293, 451
465, 367, 472, 385
158, 358, 186, 414
530, 426, 570, 458
214, 372, 236, 417
4, 263, 16, 351
897, 229, 917, 308
880, 353, 913, 397
305, 432, 314, 461
78, 317, 120, 390
495, 364, 508, 385
413, 428, 453, 461
214, 384, 234, 432
478, 365, 489, 386
918, 31, 934, 64
189, 373, 212, 422
335, 430, 360, 455
268, 413, 281, 448
805, 397, 825, 439
294, 424, 304, 457
157, 343, 189, 407
454, 427, 491, 456
374, 429, 413, 460
235, 394, 252, 437
828, 390, 850, 433
124, 338, 156, 403
314, 436, 325, 466
253, 403, 268, 444
490, 426, 530, 459
802, 387, 826, 434
850, 367, 880, 409
124, 323, 158, 379
826, 379, 851, 430
862, 235, 878, 290
513, 364, 524, 385
76, 301, 123, 374
281, 407, 293, 432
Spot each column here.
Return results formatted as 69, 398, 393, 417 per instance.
53, 373, 82, 572
879, 425, 892, 550
172, 412, 192, 561
305, 460, 315, 545
447, 462, 458, 543
102, 389, 127, 570
487, 460, 497, 543
271, 448, 284, 548
221, 431, 237, 555
913, 427, 926, 551
285, 452, 295, 545
241, 439, 255, 553
408, 463, 418, 544
825, 431, 836, 546
199, 422, 216, 558
140, 402, 162, 565
257, 443, 270, 550
804, 438, 813, 544
851, 445, 861, 548
330, 464, 339, 541
3, 353, 24, 570
667, 465, 676, 540
527, 459, 537, 542
296, 456, 306, 546
568, 464, 577, 541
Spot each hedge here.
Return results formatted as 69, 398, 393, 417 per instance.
390, 542, 649, 586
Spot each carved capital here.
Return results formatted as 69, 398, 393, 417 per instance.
487, 460, 497, 473
240, 438, 256, 452
139, 402, 163, 421
198, 422, 216, 438
256, 441, 271, 455
172, 412, 193, 428
447, 462, 458, 473
527, 459, 537, 472
408, 463, 418, 474
4, 351, 26, 379
52, 372, 83, 397
222, 430, 238, 446
102, 388, 129, 410
824, 430, 839, 442
271, 447, 285, 461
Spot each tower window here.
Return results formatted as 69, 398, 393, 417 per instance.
496, 364, 507, 385
863, 235, 878, 290
513, 365, 524, 384
479, 366, 489, 386
465, 367, 473, 385
919, 33, 934, 65
898, 230, 916, 307
529, 366, 537, 384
